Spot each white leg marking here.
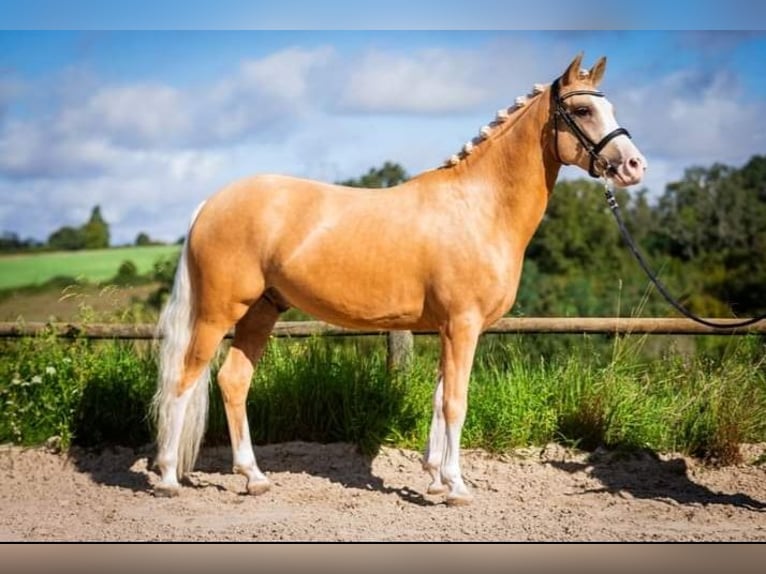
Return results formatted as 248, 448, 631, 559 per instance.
232, 417, 271, 495
442, 418, 472, 505
155, 388, 193, 495
423, 376, 448, 494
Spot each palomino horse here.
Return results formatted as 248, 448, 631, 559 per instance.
152, 54, 646, 505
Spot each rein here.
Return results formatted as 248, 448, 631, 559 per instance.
603, 181, 766, 329
551, 78, 631, 178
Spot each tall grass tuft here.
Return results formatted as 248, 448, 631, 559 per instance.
463, 337, 559, 451
72, 341, 156, 447
238, 336, 431, 455
541, 333, 766, 463
663, 336, 766, 464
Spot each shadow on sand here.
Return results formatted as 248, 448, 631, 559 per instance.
70, 441, 437, 506
549, 447, 766, 511
194, 442, 437, 506
68, 444, 154, 494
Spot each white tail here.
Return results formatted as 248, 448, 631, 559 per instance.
151, 201, 208, 477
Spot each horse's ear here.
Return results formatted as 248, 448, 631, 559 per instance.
589, 56, 607, 87
562, 53, 584, 86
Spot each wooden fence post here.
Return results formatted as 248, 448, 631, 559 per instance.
386, 330, 414, 372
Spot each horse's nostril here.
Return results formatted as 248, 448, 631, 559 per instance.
626, 157, 645, 172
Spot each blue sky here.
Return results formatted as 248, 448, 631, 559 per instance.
1, 29, 766, 244
1, 0, 764, 30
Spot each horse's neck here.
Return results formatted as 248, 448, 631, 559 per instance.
452, 93, 559, 247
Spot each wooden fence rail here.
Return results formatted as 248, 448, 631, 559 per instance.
1, 317, 765, 340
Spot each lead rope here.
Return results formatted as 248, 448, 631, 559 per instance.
602, 179, 766, 329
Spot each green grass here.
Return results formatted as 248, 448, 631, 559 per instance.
0, 331, 156, 447
1, 329, 764, 465
0, 245, 181, 290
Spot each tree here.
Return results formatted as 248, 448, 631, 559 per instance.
81, 205, 110, 249
48, 226, 86, 251
0, 231, 22, 252
526, 179, 628, 276
0, 231, 42, 253
650, 157, 766, 316
145, 253, 181, 310
520, 179, 681, 317
135, 232, 152, 246
338, 161, 409, 188
113, 260, 139, 285
47, 205, 110, 251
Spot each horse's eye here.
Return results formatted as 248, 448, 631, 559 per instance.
574, 107, 591, 118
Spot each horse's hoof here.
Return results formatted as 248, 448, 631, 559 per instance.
445, 492, 474, 506
426, 483, 449, 495
247, 480, 272, 496
154, 484, 181, 498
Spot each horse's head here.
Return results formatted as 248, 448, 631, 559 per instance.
550, 54, 646, 188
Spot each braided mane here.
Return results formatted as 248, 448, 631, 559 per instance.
440, 83, 549, 168
440, 69, 591, 168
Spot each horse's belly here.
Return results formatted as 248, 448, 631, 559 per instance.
271, 261, 429, 330
277, 280, 427, 330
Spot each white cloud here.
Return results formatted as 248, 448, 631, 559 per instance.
335, 38, 581, 116
340, 48, 490, 113
56, 84, 191, 147
205, 46, 336, 141
0, 46, 338, 179
0, 119, 120, 178
0, 151, 228, 244
615, 68, 766, 170
237, 46, 334, 101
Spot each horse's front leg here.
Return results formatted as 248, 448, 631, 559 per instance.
422, 375, 448, 495
428, 315, 482, 505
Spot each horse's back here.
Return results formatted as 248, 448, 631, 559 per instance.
185, 174, 436, 327
191, 173, 405, 258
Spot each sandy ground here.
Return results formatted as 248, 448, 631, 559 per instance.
1, 440, 765, 541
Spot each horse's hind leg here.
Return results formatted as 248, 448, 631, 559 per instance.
155, 316, 234, 497
216, 296, 280, 495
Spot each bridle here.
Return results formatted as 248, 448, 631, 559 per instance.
550, 77, 632, 178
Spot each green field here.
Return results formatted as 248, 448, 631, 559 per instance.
0, 245, 181, 290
